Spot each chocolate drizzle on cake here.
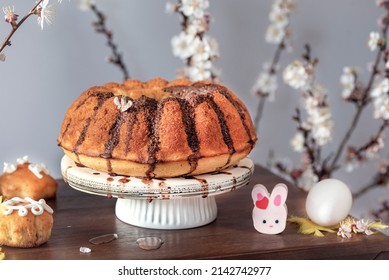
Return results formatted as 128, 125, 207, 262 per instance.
73, 92, 114, 156
144, 98, 160, 178
210, 85, 256, 150
174, 97, 201, 174
102, 110, 125, 159
204, 95, 235, 165
124, 107, 137, 155
163, 84, 238, 174
58, 79, 256, 178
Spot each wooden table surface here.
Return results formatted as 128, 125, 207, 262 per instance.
3, 165, 389, 260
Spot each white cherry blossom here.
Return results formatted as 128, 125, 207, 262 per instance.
3, 5, 18, 24
297, 166, 318, 191
283, 60, 309, 90
340, 67, 356, 99
355, 220, 374, 235
252, 72, 278, 100
114, 96, 133, 112
191, 36, 211, 62
312, 124, 332, 146
171, 32, 195, 60
187, 60, 212, 81
37, 0, 54, 30
337, 224, 352, 238
179, 0, 210, 19
373, 94, 389, 120
368, 31, 381, 51
186, 17, 208, 35
205, 35, 219, 58
265, 24, 285, 44
290, 132, 305, 152
370, 77, 389, 98
269, 8, 288, 28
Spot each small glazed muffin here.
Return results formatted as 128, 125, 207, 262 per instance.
0, 156, 57, 200
0, 196, 54, 248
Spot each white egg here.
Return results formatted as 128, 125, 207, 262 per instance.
305, 178, 352, 226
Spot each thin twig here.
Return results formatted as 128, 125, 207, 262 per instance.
254, 95, 266, 132
351, 121, 388, 198
354, 182, 380, 199
328, 105, 364, 172
253, 41, 285, 131
354, 120, 388, 154
90, 3, 129, 81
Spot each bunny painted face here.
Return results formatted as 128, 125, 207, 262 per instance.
251, 183, 288, 234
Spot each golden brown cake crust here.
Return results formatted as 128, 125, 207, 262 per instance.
57, 78, 257, 178
0, 198, 53, 248
0, 162, 58, 200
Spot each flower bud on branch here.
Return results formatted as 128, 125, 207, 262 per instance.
1, 0, 63, 61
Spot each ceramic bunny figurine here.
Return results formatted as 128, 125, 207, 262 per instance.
251, 183, 288, 234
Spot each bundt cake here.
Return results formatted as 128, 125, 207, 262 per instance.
57, 78, 257, 178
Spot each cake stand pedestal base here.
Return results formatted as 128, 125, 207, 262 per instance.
115, 196, 217, 229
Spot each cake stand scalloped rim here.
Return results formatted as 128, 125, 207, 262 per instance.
60, 155, 254, 200
60, 155, 254, 229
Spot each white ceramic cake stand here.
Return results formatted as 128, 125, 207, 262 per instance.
61, 155, 254, 230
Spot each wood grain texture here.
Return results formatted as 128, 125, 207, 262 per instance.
2, 165, 389, 260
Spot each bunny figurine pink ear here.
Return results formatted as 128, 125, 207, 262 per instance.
251, 183, 288, 234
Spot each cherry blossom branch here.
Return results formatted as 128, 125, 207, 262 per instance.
327, 7, 389, 173
0, 0, 44, 54
89, 3, 129, 81
351, 120, 387, 160
168, 0, 220, 81
272, 3, 389, 192
351, 121, 389, 198
328, 54, 385, 173
292, 105, 323, 177
252, 0, 295, 131
272, 44, 335, 189
253, 40, 285, 131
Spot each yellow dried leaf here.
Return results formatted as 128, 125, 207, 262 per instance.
288, 216, 337, 237
368, 222, 389, 230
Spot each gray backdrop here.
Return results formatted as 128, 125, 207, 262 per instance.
0, 0, 386, 219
